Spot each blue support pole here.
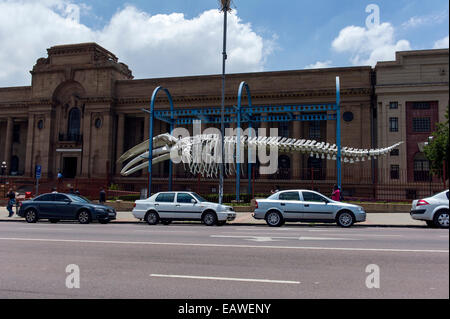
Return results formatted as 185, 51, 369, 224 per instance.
148, 86, 175, 196
236, 81, 252, 202
336, 77, 342, 189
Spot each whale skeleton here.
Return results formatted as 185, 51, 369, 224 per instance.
118, 133, 403, 177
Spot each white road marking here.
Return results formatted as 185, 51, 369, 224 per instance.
0, 237, 447, 253
211, 235, 357, 241
150, 274, 300, 285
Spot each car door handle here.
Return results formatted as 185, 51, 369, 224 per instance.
304, 204, 310, 207
280, 203, 286, 206
176, 204, 180, 207
155, 204, 159, 206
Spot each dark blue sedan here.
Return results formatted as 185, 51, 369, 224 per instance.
18, 193, 116, 224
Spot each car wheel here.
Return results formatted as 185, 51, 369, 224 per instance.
336, 211, 355, 228
145, 211, 160, 225
161, 220, 172, 225
265, 211, 283, 227
77, 210, 91, 224
49, 219, 59, 224
202, 211, 217, 226
25, 209, 38, 223
433, 210, 449, 229
99, 219, 110, 224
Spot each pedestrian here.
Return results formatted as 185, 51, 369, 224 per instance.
331, 184, 341, 202
99, 188, 106, 205
51, 187, 58, 193
69, 188, 75, 194
74, 189, 80, 196
6, 188, 16, 217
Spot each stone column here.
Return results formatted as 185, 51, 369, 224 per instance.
3, 117, 13, 168
292, 119, 301, 179
115, 114, 125, 175
25, 115, 35, 176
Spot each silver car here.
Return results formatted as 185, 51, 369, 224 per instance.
253, 189, 366, 227
410, 190, 449, 228
132, 192, 236, 226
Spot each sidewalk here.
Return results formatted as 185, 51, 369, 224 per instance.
0, 207, 426, 227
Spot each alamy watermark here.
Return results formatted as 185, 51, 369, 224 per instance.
365, 264, 380, 289
65, 264, 80, 289
170, 121, 280, 175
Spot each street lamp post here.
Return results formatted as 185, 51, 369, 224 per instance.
219, 0, 231, 205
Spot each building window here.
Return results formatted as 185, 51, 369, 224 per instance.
412, 102, 431, 110
278, 122, 289, 138
309, 121, 321, 139
390, 149, 399, 156
389, 117, 398, 132
95, 118, 102, 129
390, 165, 400, 180
413, 118, 431, 133
389, 102, 398, 109
37, 120, 44, 130
343, 112, 354, 122
67, 107, 81, 141
413, 153, 430, 182
13, 124, 20, 143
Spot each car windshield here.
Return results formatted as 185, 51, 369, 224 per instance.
191, 193, 207, 202
67, 194, 91, 203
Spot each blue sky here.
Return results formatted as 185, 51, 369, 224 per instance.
0, 0, 448, 86
78, 0, 449, 70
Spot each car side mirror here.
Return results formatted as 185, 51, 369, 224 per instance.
191, 199, 197, 204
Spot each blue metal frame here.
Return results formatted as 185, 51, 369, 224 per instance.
144, 77, 342, 200
335, 77, 341, 190
147, 86, 174, 196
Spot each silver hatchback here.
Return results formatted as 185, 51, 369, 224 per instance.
253, 190, 366, 227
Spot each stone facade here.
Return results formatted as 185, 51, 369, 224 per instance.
0, 43, 446, 197
375, 49, 449, 187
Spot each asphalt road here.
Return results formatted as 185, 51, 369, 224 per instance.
0, 221, 448, 299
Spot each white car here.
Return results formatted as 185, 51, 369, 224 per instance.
253, 189, 366, 227
410, 190, 449, 228
132, 191, 236, 226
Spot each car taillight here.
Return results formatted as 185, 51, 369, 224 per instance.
255, 201, 258, 209
133, 203, 136, 208
417, 199, 429, 206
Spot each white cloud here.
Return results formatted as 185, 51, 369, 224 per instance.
433, 35, 449, 49
304, 60, 333, 69
331, 22, 411, 66
402, 12, 448, 29
0, 0, 275, 87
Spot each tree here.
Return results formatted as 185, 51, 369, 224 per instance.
424, 105, 449, 179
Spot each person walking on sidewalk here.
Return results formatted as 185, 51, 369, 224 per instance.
99, 188, 106, 205
6, 188, 16, 217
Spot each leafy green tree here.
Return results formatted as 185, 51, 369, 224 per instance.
424, 105, 449, 179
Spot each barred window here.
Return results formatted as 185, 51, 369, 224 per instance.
413, 153, 430, 182
412, 102, 431, 110
389, 102, 398, 109
389, 118, 398, 132
412, 118, 431, 132
279, 122, 289, 138
309, 121, 321, 139
390, 165, 400, 180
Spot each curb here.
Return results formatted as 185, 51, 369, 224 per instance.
0, 218, 427, 228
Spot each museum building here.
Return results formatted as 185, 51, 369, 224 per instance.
0, 43, 448, 198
